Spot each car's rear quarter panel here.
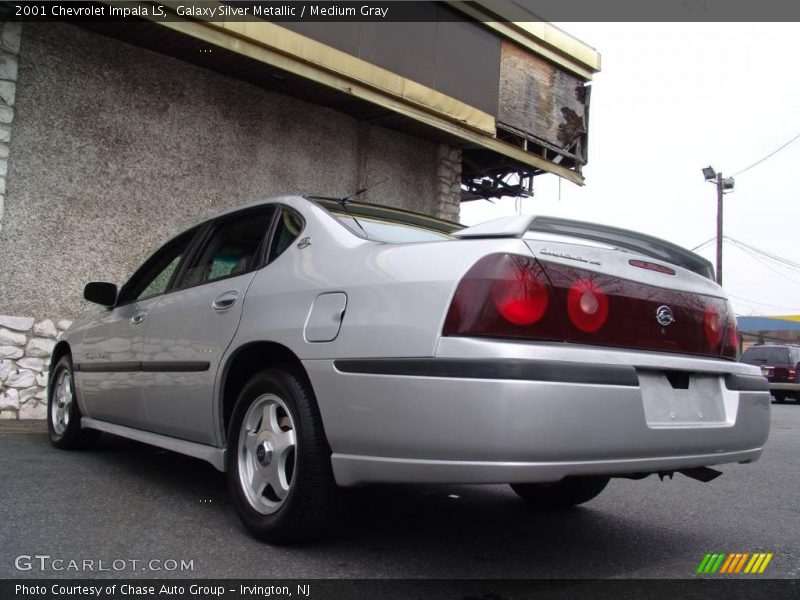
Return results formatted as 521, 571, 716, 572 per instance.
227, 200, 770, 484
233, 203, 533, 361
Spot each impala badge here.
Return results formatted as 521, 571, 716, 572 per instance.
656, 305, 675, 326
297, 237, 312, 249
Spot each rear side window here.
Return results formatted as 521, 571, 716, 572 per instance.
741, 346, 790, 364
181, 209, 274, 288
269, 209, 304, 260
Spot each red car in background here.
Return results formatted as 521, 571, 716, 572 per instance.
741, 344, 800, 403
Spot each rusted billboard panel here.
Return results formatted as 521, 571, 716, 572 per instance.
497, 40, 590, 168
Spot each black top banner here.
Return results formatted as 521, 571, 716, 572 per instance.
2, 0, 800, 23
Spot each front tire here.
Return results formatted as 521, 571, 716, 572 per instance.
47, 355, 99, 449
510, 476, 609, 509
226, 368, 337, 544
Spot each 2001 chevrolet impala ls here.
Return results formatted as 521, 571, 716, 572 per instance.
49, 196, 770, 543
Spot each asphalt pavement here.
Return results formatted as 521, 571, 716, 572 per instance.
1, 405, 798, 580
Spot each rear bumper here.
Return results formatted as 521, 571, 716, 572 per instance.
305, 340, 771, 486
331, 449, 764, 486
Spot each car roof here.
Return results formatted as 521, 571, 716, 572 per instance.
151, 195, 461, 255
185, 195, 462, 233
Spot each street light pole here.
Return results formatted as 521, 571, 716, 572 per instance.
702, 166, 733, 286
716, 172, 724, 286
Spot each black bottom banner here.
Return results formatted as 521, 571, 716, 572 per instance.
1, 579, 798, 600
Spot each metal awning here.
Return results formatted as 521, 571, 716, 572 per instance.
94, 1, 601, 196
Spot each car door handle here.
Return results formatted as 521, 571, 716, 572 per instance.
212, 291, 239, 311
130, 313, 146, 325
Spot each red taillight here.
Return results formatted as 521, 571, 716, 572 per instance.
721, 305, 739, 359
704, 303, 724, 349
789, 367, 797, 381
443, 254, 566, 340
444, 253, 739, 361
567, 279, 609, 332
491, 259, 549, 325
726, 323, 738, 349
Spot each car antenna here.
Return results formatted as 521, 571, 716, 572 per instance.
339, 177, 388, 206
337, 178, 388, 240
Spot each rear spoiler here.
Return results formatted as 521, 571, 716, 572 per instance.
454, 214, 715, 280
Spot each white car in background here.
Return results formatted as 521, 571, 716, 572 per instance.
48, 196, 770, 543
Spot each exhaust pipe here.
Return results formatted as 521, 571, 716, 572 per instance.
615, 467, 723, 482
678, 467, 723, 482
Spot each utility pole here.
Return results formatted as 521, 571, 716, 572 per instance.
702, 166, 734, 286
715, 172, 724, 286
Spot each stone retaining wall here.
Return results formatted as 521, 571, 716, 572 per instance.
0, 315, 71, 419
0, 21, 21, 237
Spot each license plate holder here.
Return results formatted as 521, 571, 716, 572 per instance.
640, 372, 728, 427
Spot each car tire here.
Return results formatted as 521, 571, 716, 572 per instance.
510, 476, 609, 509
226, 367, 337, 544
47, 355, 100, 449
773, 394, 786, 404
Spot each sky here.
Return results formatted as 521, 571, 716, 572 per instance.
460, 22, 800, 317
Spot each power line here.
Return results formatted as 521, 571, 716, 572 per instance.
690, 237, 799, 277
668, 239, 800, 310
726, 237, 800, 268
724, 236, 800, 272
732, 133, 800, 177
692, 236, 800, 269
691, 237, 715, 252
726, 291, 800, 312
725, 239, 800, 287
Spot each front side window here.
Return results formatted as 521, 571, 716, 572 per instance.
138, 255, 182, 300
181, 209, 274, 288
118, 228, 198, 304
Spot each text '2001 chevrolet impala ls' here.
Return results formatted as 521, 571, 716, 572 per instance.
48, 196, 770, 543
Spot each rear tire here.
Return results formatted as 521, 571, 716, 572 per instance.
510, 476, 609, 509
226, 368, 337, 544
773, 394, 786, 404
47, 355, 100, 449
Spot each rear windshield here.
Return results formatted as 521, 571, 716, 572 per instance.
311, 197, 461, 244
333, 214, 453, 243
741, 346, 790, 364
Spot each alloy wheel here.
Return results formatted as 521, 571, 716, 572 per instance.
237, 393, 297, 514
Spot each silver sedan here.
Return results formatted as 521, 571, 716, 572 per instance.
48, 196, 770, 543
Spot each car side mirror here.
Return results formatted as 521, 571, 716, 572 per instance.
83, 282, 118, 307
